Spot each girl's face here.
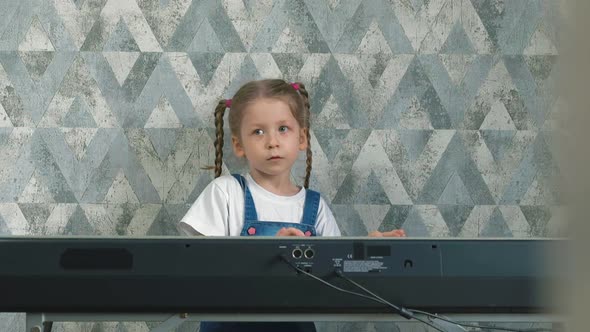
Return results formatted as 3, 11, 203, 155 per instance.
231, 98, 308, 180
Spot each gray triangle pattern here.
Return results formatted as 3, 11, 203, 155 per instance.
398, 130, 433, 162
481, 130, 517, 162
84, 135, 160, 204
187, 19, 224, 52
416, 132, 495, 205
18, 203, 55, 235
520, 205, 552, 237
63, 205, 93, 235
19, 51, 54, 80
250, 0, 330, 53
71, 0, 86, 11
378, 205, 411, 231
330, 204, 368, 236
0, 213, 10, 235
480, 207, 512, 237
272, 53, 308, 80
441, 22, 477, 54
0, 1, 565, 330
381, 57, 452, 129
25, 133, 79, 203
144, 128, 180, 161
63, 97, 98, 128
332, 170, 391, 205
401, 206, 431, 237
365, 53, 391, 88
188, 52, 225, 87
437, 172, 475, 205
187, 172, 216, 204
438, 205, 474, 237
314, 129, 350, 162
146, 205, 180, 236
103, 19, 141, 52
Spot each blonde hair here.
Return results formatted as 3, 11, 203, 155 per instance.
211, 79, 313, 188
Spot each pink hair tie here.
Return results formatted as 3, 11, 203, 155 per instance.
290, 83, 300, 91
225, 99, 232, 108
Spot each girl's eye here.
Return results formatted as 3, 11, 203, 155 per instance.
253, 129, 264, 135
278, 126, 288, 133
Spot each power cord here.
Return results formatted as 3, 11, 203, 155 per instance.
279, 255, 446, 332
335, 268, 553, 332
279, 255, 554, 332
410, 309, 553, 332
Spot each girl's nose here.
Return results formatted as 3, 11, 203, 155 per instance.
267, 133, 279, 148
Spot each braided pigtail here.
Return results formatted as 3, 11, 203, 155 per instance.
212, 99, 231, 178
295, 82, 312, 189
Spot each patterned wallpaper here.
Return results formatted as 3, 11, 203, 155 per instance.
0, 0, 561, 331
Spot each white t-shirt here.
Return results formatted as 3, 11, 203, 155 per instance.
179, 174, 341, 237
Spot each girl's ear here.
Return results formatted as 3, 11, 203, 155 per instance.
299, 128, 308, 151
232, 135, 245, 157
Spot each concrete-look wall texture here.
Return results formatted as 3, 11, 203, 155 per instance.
0, 0, 561, 331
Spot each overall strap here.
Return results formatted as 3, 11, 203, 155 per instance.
301, 189, 320, 227
232, 174, 258, 221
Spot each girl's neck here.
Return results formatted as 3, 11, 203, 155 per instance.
248, 171, 301, 196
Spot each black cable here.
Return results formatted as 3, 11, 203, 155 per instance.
278, 255, 397, 305
335, 271, 554, 332
279, 255, 447, 332
410, 309, 553, 332
333, 269, 413, 319
332, 269, 446, 331
280, 255, 556, 332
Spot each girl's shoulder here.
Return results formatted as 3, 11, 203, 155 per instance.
197, 175, 244, 203
208, 174, 241, 191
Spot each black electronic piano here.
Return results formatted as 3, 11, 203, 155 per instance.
0, 237, 567, 316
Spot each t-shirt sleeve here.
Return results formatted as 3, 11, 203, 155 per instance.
178, 181, 229, 236
314, 196, 341, 237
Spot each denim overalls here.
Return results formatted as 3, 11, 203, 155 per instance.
199, 174, 320, 332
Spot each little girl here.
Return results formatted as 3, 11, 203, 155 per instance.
179, 79, 403, 332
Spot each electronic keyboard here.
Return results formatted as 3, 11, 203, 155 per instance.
0, 237, 567, 315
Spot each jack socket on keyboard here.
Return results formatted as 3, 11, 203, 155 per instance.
292, 248, 303, 259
